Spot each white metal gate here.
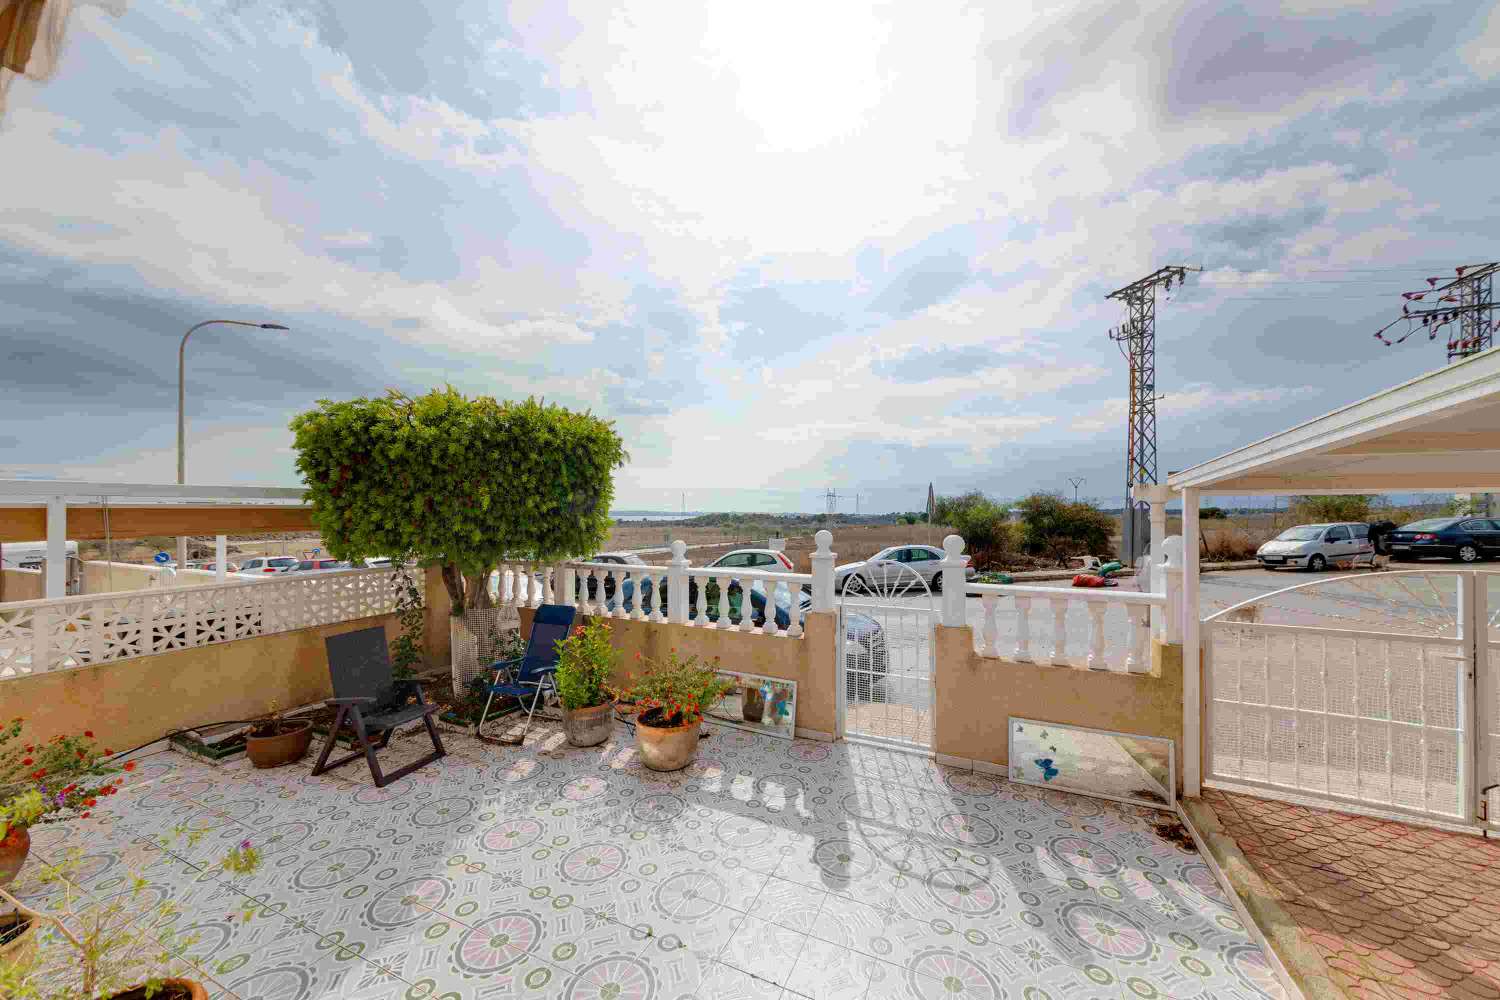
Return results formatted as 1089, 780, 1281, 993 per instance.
1203, 569, 1497, 827
838, 561, 936, 749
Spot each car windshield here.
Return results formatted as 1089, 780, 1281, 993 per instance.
622, 554, 647, 565
1275, 527, 1325, 541
1400, 518, 1460, 531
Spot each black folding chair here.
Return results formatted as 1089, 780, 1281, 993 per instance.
311, 626, 446, 787
476, 603, 576, 745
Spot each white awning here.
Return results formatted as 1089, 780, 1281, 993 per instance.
1166, 346, 1500, 495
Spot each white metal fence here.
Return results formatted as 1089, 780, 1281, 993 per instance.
0, 567, 402, 679
1203, 569, 1494, 825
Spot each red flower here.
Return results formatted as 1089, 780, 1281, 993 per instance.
80, 811, 90, 818
21, 757, 33, 766
83, 730, 94, 738
84, 798, 96, 807
103, 748, 113, 755
123, 761, 137, 772
31, 769, 46, 779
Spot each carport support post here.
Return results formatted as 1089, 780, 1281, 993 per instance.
1182, 487, 1201, 797
215, 535, 227, 583
45, 495, 66, 599
1133, 484, 1172, 635
940, 535, 966, 627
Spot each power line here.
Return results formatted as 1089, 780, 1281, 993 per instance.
1372, 262, 1499, 360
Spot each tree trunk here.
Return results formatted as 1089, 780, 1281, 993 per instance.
464, 567, 495, 610
440, 563, 465, 616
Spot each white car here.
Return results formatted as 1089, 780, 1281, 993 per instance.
1256, 522, 1372, 571
834, 545, 974, 592
704, 549, 795, 572
238, 556, 300, 574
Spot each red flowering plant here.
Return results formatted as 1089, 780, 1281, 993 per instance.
625, 649, 734, 729
0, 718, 124, 838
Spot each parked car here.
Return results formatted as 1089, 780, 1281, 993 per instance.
738, 582, 888, 703
238, 556, 300, 574
1255, 522, 1372, 571
1386, 517, 1500, 563
293, 558, 349, 572
834, 545, 973, 593
184, 559, 240, 573
704, 548, 795, 572
573, 552, 652, 609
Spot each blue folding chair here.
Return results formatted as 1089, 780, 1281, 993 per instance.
475, 604, 576, 745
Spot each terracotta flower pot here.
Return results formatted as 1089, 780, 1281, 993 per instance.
635, 712, 700, 771
562, 702, 614, 747
109, 978, 208, 999
244, 719, 313, 769
0, 825, 30, 886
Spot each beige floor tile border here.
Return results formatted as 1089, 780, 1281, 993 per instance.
1180, 797, 1344, 1000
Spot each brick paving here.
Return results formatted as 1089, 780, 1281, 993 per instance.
1203, 788, 1500, 999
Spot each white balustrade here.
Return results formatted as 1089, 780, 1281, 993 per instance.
714, 572, 732, 629
965, 582, 1166, 674
0, 566, 404, 679
1012, 595, 1033, 662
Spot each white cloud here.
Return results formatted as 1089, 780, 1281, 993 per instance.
1461, 3, 1500, 79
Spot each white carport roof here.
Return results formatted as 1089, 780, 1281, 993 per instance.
1166, 346, 1500, 495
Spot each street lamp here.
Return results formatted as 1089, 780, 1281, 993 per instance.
176, 320, 289, 565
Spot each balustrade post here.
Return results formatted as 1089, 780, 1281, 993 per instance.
1086, 602, 1108, 670
939, 535, 966, 627
738, 574, 756, 633
560, 564, 576, 608
1012, 596, 1033, 662
1161, 535, 1183, 644
1048, 599, 1069, 666
980, 592, 998, 655
762, 577, 780, 635
715, 573, 732, 629
668, 541, 689, 624
552, 562, 567, 606
1126, 607, 1150, 674
810, 530, 835, 612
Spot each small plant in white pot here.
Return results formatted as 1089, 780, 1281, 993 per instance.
554, 620, 616, 747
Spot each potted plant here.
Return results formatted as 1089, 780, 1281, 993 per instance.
553, 620, 617, 747
625, 650, 734, 771
0, 839, 260, 1000
242, 703, 313, 769
1, 720, 124, 887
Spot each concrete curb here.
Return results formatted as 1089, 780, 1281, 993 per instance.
1182, 798, 1344, 1000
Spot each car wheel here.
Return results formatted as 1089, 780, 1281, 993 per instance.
1307, 554, 1327, 572
930, 574, 942, 594
1457, 544, 1480, 563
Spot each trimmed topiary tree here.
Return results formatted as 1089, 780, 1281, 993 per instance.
290, 388, 627, 615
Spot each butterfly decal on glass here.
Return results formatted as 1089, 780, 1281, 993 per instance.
1033, 757, 1060, 782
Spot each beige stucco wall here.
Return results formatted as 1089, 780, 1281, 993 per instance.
0, 614, 398, 750
933, 625, 1185, 787
1, 568, 44, 603
520, 608, 839, 737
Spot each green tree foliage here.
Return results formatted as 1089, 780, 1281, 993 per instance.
1016, 492, 1114, 560
1292, 495, 1375, 523
933, 491, 1010, 551
291, 389, 626, 614
1200, 506, 1228, 520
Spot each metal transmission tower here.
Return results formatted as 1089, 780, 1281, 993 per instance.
1374, 262, 1499, 362
1107, 265, 1198, 564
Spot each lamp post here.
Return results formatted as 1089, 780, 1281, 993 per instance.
177, 320, 289, 566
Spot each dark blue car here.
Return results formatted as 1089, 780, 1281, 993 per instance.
1387, 517, 1500, 563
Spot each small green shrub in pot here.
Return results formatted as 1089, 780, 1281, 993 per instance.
554, 620, 617, 747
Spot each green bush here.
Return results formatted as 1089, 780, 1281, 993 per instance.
291, 388, 626, 614
554, 619, 615, 710
1292, 495, 1375, 523
1016, 492, 1114, 561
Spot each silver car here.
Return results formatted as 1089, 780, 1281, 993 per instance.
1256, 522, 1372, 571
834, 544, 974, 593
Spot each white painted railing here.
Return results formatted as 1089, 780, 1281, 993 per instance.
0, 567, 403, 679
965, 582, 1164, 673
495, 536, 830, 640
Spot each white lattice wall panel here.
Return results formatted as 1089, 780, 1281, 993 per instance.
0, 568, 401, 679
1207, 622, 1466, 820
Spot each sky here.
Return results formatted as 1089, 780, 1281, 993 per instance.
2, 0, 1499, 513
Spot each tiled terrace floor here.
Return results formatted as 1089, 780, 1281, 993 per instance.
1202, 788, 1500, 1000
11, 720, 1285, 999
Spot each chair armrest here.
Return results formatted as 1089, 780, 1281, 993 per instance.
487, 656, 524, 673
326, 696, 376, 706
393, 678, 429, 704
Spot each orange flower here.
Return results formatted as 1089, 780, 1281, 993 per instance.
123, 761, 137, 772
84, 797, 97, 807
104, 748, 113, 755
